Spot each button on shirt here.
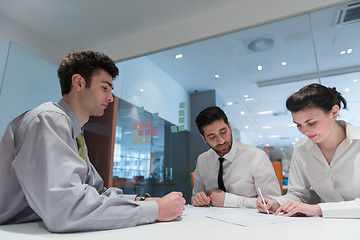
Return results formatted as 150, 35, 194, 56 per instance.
0, 100, 158, 232
192, 141, 281, 208
274, 121, 360, 218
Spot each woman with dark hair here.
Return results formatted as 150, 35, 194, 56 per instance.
256, 83, 360, 218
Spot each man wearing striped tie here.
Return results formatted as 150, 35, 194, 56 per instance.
0, 50, 185, 232
192, 106, 281, 208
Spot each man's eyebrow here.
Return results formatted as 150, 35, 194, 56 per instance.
205, 133, 215, 138
103, 81, 114, 90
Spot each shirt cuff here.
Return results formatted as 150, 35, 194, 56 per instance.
122, 194, 138, 201
319, 200, 360, 218
137, 201, 159, 224
223, 193, 256, 208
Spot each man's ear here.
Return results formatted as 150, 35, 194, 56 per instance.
71, 74, 84, 92
200, 134, 207, 144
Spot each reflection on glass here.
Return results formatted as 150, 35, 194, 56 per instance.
112, 99, 166, 194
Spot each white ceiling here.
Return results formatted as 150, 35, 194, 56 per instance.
0, 0, 358, 159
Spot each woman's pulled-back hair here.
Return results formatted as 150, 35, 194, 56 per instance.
286, 83, 347, 113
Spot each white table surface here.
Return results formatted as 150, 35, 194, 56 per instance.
1, 205, 359, 240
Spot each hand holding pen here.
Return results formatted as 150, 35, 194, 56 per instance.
256, 187, 281, 214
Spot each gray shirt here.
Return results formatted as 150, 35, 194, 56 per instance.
193, 141, 281, 208
0, 100, 158, 232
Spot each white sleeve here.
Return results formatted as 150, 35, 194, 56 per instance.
319, 198, 360, 218
192, 156, 207, 200
274, 147, 311, 205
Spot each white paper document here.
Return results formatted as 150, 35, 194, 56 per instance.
185, 206, 304, 227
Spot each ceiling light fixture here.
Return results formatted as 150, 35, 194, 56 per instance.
257, 110, 274, 115
175, 54, 183, 59
340, 50, 346, 55
257, 65, 263, 71
261, 126, 271, 129
139, 89, 144, 92
281, 61, 287, 66
215, 74, 220, 79
347, 48, 353, 54
353, 79, 358, 82
240, 111, 245, 115
247, 36, 274, 52
227, 101, 233, 106
245, 98, 254, 101
345, 88, 350, 92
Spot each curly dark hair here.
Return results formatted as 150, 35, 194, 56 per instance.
57, 50, 119, 96
286, 83, 347, 113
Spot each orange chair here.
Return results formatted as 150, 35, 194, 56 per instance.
190, 171, 195, 188
272, 162, 283, 195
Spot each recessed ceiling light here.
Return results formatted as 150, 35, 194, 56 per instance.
247, 37, 274, 52
347, 48, 353, 54
268, 135, 280, 138
245, 125, 249, 129
227, 101, 233, 106
287, 123, 297, 127
261, 126, 271, 129
240, 111, 245, 115
244, 95, 248, 98
175, 54, 183, 59
245, 98, 254, 101
266, 143, 270, 147
257, 65, 263, 71
340, 50, 346, 55
259, 135, 262, 138
353, 79, 358, 83
292, 142, 296, 145
257, 110, 274, 115
215, 74, 220, 79
139, 89, 144, 92
281, 61, 287, 66
345, 88, 350, 92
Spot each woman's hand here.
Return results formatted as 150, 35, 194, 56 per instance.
275, 200, 322, 217
256, 197, 280, 214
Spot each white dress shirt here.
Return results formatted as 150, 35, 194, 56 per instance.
193, 141, 281, 208
0, 100, 158, 232
274, 121, 360, 218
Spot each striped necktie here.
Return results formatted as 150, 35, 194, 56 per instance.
76, 133, 86, 161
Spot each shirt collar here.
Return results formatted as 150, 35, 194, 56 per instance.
58, 99, 82, 138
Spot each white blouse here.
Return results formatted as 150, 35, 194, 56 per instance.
275, 120, 360, 218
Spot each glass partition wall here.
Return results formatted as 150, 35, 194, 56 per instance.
112, 1, 360, 199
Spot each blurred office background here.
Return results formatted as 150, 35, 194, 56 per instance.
0, 0, 359, 202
